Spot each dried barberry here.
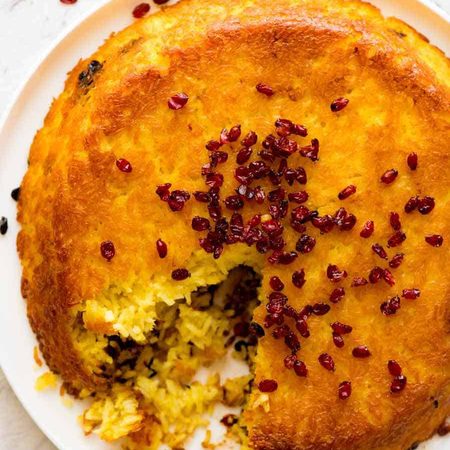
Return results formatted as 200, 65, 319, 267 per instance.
327, 264, 348, 282
234, 166, 252, 185
247, 214, 261, 228
269, 276, 284, 292
380, 169, 398, 184
300, 139, 319, 162
205, 173, 224, 188
402, 288, 420, 300
256, 83, 274, 96
210, 151, 228, 166
236, 147, 252, 164
418, 196, 435, 215
248, 160, 270, 179
334, 208, 347, 227
285, 331, 301, 352
259, 148, 276, 163
387, 230, 406, 248
389, 253, 404, 268
261, 219, 283, 237
380, 296, 400, 315
390, 375, 407, 393
156, 183, 171, 201
272, 324, 290, 339
329, 287, 345, 303
267, 291, 288, 306
319, 353, 335, 371
156, 239, 167, 258
243, 227, 263, 246
312, 303, 331, 316
268, 188, 285, 203
287, 191, 308, 204
295, 319, 310, 338
273, 137, 298, 158
116, 158, 132, 173
425, 234, 443, 247
291, 123, 308, 137
284, 354, 297, 369
340, 213, 357, 231
382, 268, 395, 286
331, 322, 353, 334
312, 215, 335, 234
206, 140, 221, 151
208, 204, 222, 222
264, 313, 284, 328
132, 3, 150, 18
372, 243, 388, 260
360, 220, 374, 238
331, 97, 349, 112
338, 381, 352, 400
269, 201, 288, 220
351, 277, 368, 287
168, 190, 190, 211
100, 240, 115, 261
258, 379, 278, 392
296, 234, 316, 254
192, 216, 210, 231
333, 332, 345, 348
268, 250, 298, 265
291, 221, 307, 234
193, 191, 209, 203
407, 153, 418, 170
168, 92, 188, 110
338, 185, 356, 200
275, 118, 293, 137
241, 131, 257, 148
224, 195, 244, 210
293, 360, 308, 377
352, 345, 371, 358
404, 196, 419, 213
290, 167, 307, 185
388, 360, 402, 376
225, 125, 242, 143
369, 266, 384, 284
292, 270, 306, 288
290, 206, 310, 224
171, 268, 190, 281
389, 212, 401, 231
254, 186, 266, 203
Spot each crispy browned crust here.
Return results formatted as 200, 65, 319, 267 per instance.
17, 0, 450, 448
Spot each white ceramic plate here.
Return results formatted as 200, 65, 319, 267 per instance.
0, 1, 449, 449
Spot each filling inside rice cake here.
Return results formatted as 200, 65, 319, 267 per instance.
74, 264, 262, 448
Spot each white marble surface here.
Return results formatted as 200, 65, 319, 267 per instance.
0, 1, 449, 449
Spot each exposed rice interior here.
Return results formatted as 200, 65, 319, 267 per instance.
70, 251, 263, 449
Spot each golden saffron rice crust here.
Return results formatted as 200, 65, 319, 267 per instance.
17, 0, 450, 449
